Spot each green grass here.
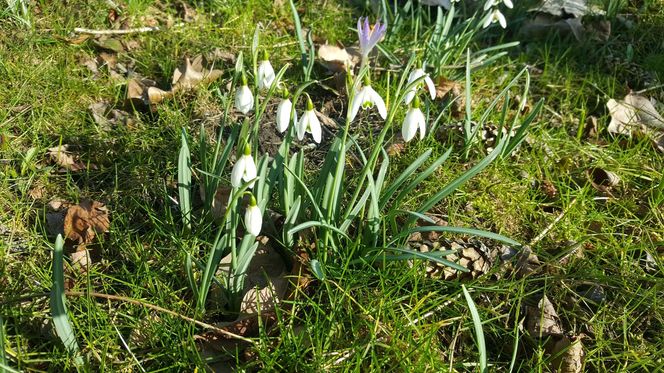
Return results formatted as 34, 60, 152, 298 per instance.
1, 0, 663, 371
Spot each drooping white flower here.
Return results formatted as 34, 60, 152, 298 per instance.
276, 96, 296, 133
484, 0, 513, 9
483, 8, 507, 29
257, 52, 276, 90
244, 195, 262, 236
297, 96, 322, 143
235, 74, 254, 114
401, 96, 426, 142
404, 67, 436, 105
350, 78, 387, 122
230, 144, 257, 189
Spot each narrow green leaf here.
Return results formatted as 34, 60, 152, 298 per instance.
310, 259, 326, 280
390, 147, 452, 209
51, 234, 83, 365
462, 285, 487, 373
178, 128, 192, 231
288, 221, 350, 240
360, 246, 469, 272
394, 226, 520, 247
379, 149, 432, 208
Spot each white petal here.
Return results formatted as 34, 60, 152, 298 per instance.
258, 61, 275, 90
416, 109, 427, 140
230, 157, 246, 188
482, 13, 493, 28
503, 0, 513, 8
276, 99, 292, 133
349, 88, 366, 122
402, 110, 418, 142
245, 205, 262, 236
242, 155, 257, 185
425, 76, 437, 100
484, 0, 493, 10
496, 10, 507, 28
296, 112, 307, 140
307, 111, 322, 143
369, 87, 387, 119
404, 89, 416, 105
235, 86, 254, 114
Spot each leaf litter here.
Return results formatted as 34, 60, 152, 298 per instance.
606, 93, 664, 152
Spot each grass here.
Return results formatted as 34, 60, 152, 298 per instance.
1, 0, 663, 371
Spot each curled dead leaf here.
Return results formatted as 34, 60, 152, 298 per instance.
515, 245, 541, 278
588, 167, 620, 192
64, 200, 110, 246
550, 335, 585, 373
172, 55, 223, 92
525, 295, 564, 338
607, 93, 664, 135
317, 44, 360, 73
47, 145, 94, 172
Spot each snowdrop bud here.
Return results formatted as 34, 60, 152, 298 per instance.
244, 195, 262, 236
276, 97, 295, 133
257, 51, 276, 90
235, 73, 254, 114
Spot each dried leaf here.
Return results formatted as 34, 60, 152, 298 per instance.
515, 246, 541, 277
588, 167, 620, 192
550, 335, 585, 373
607, 94, 664, 136
317, 44, 359, 73
520, 14, 585, 41
525, 295, 564, 338
63, 200, 110, 246
435, 76, 462, 101
89, 102, 134, 129
93, 37, 125, 53
70, 250, 91, 272
529, 0, 591, 18
171, 55, 223, 92
47, 145, 88, 172
199, 185, 231, 220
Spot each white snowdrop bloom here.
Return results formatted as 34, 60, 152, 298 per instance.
401, 97, 426, 142
349, 80, 387, 122
244, 195, 262, 236
276, 97, 296, 133
297, 97, 322, 143
483, 8, 507, 29
235, 74, 254, 114
257, 58, 276, 90
503, 0, 514, 9
230, 144, 257, 189
404, 67, 436, 105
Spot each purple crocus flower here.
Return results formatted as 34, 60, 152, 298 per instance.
357, 17, 387, 59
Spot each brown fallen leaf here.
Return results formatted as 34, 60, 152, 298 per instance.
607, 94, 664, 152
47, 145, 90, 172
317, 44, 360, 73
64, 200, 110, 246
550, 335, 585, 373
126, 78, 173, 106
171, 55, 223, 92
200, 185, 232, 220
514, 245, 541, 278
525, 295, 564, 338
588, 167, 620, 193
89, 102, 135, 129
435, 76, 462, 101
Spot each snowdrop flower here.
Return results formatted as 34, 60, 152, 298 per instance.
231, 144, 257, 189
350, 76, 387, 122
402, 96, 426, 142
276, 92, 296, 133
357, 17, 387, 60
257, 51, 276, 90
484, 0, 513, 10
244, 194, 262, 236
404, 67, 436, 105
297, 96, 322, 143
483, 8, 507, 29
235, 73, 254, 114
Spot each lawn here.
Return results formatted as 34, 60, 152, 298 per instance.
1, 0, 662, 371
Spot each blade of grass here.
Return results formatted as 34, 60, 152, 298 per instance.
462, 285, 487, 373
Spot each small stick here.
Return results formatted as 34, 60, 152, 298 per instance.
529, 197, 578, 247
73, 26, 160, 35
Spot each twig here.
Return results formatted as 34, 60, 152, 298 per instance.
73, 27, 160, 35
529, 197, 578, 247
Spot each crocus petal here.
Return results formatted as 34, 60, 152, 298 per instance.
258, 60, 275, 90
349, 88, 366, 122
235, 85, 254, 114
402, 111, 418, 142
245, 205, 262, 236
276, 99, 292, 133
230, 157, 246, 188
366, 86, 387, 119
307, 111, 322, 143
425, 75, 436, 100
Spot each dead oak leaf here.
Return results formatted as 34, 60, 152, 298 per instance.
550, 335, 586, 373
47, 145, 92, 172
171, 55, 223, 92
64, 200, 110, 246
525, 295, 564, 338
